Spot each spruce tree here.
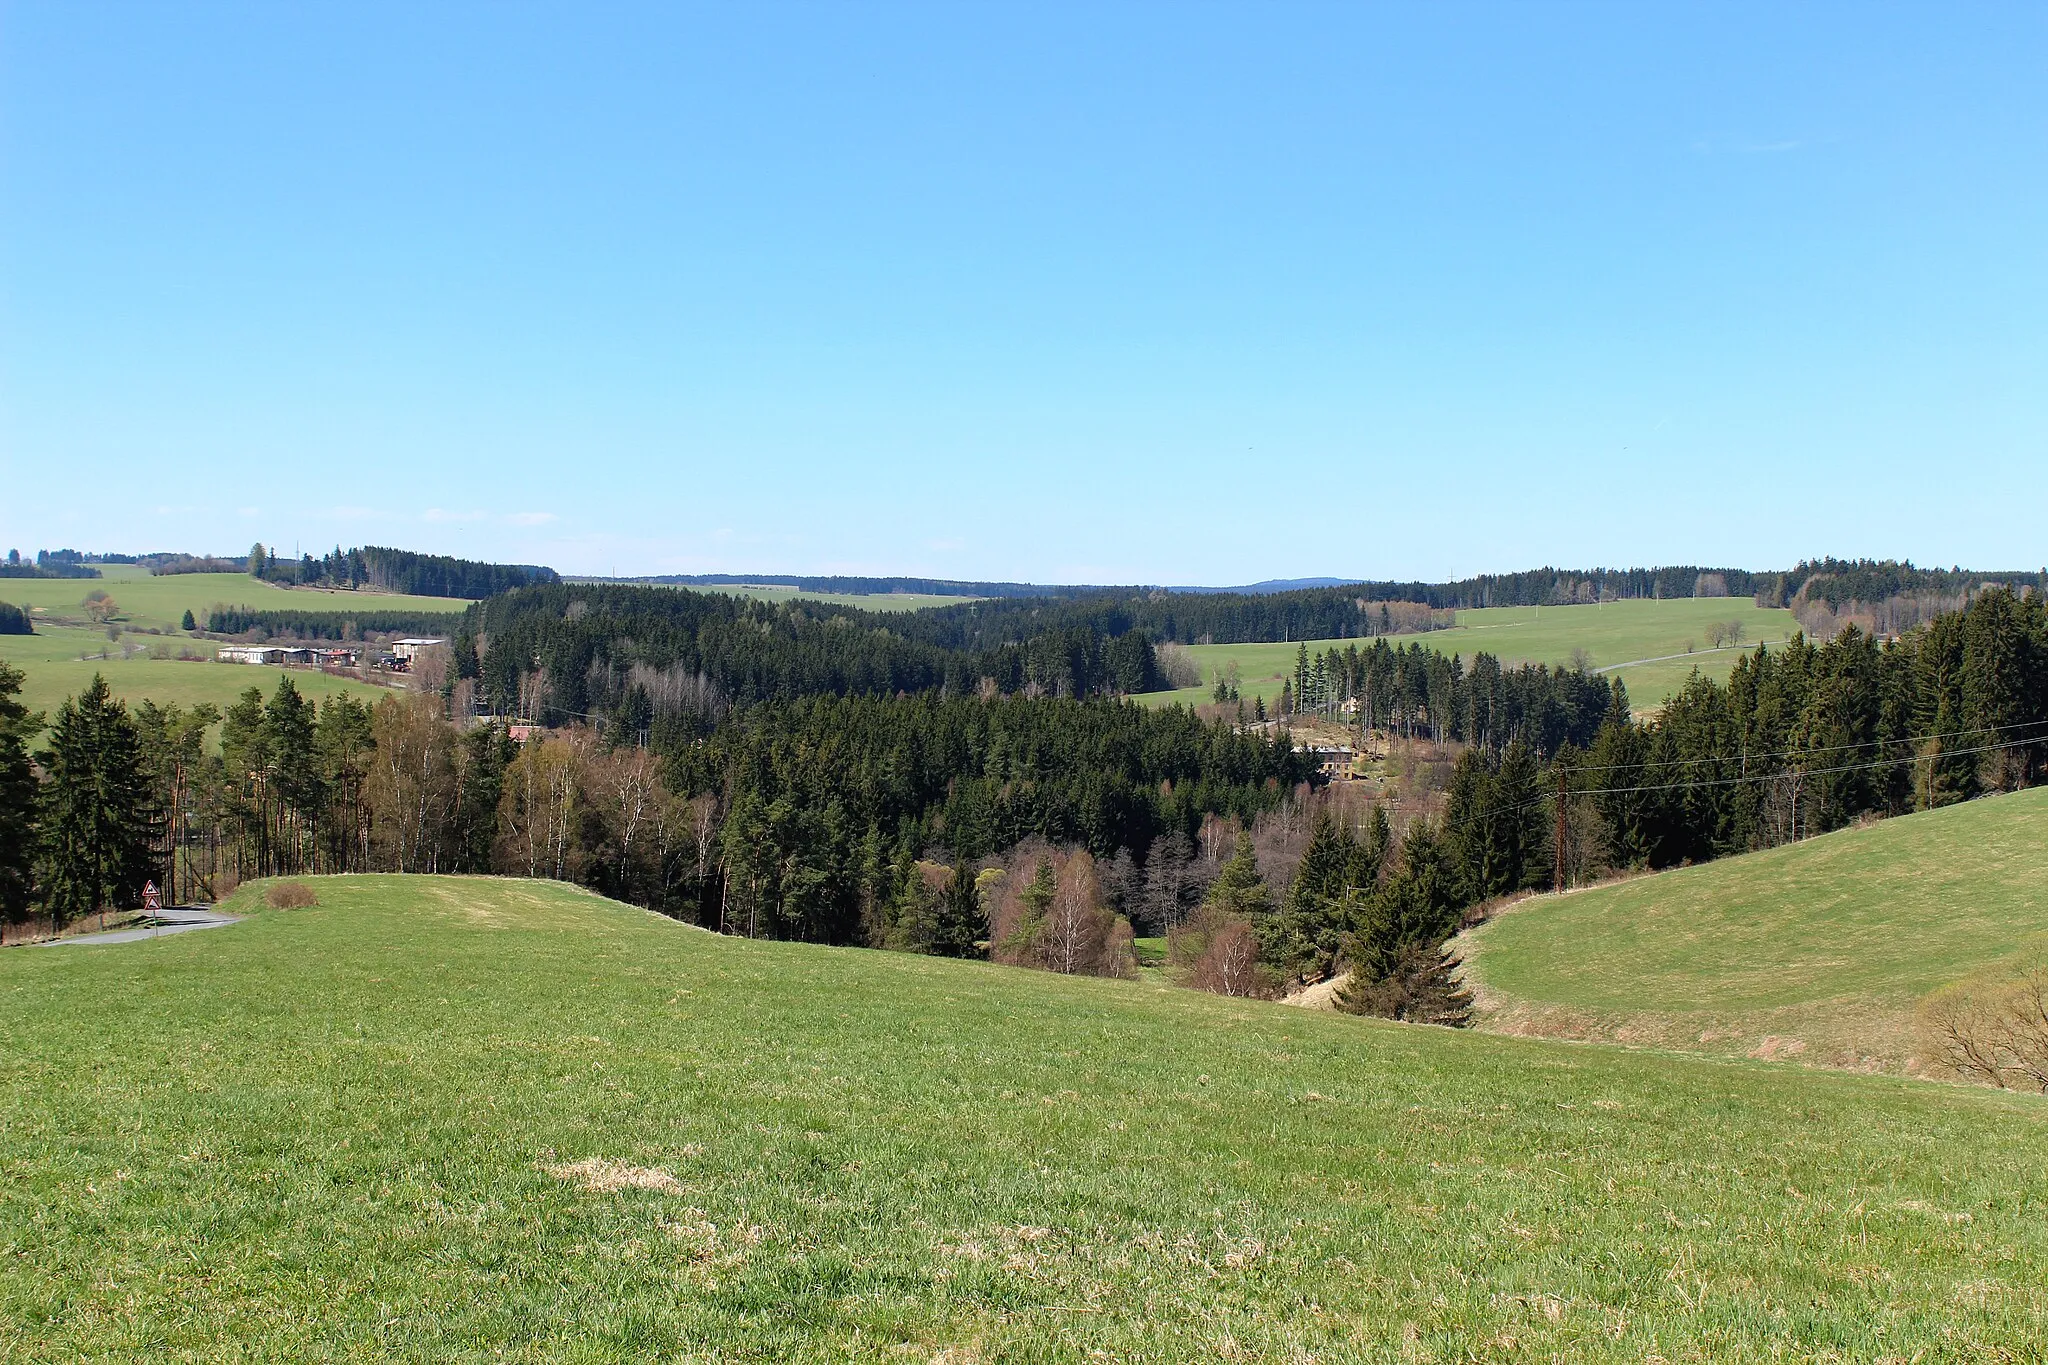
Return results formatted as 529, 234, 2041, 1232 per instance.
38, 675, 156, 925
0, 661, 41, 922
932, 860, 986, 958
180, 609, 197, 632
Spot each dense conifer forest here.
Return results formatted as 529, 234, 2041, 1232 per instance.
243, 544, 559, 598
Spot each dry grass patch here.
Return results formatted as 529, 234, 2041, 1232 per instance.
544, 1157, 684, 1195
264, 881, 319, 909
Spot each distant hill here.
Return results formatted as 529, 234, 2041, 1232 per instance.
601, 573, 1106, 599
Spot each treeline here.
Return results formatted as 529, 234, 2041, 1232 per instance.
0, 550, 99, 580
460, 584, 1168, 725
1757, 558, 2047, 611
204, 606, 468, 641
246, 544, 559, 599
1277, 639, 1616, 757
889, 570, 1757, 651
144, 554, 245, 575
0, 666, 1301, 949
637, 573, 1087, 599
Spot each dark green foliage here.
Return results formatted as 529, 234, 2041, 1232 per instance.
1267, 811, 1383, 982
468, 582, 1165, 724
180, 608, 197, 632
0, 661, 41, 920
681, 694, 1305, 945
36, 675, 156, 923
0, 602, 31, 634
245, 544, 556, 597
1335, 940, 1474, 1026
1581, 592, 2048, 867
1206, 835, 1278, 923
203, 606, 466, 640
1443, 742, 1549, 901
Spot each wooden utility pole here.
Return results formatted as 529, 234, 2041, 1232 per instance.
1553, 768, 1568, 893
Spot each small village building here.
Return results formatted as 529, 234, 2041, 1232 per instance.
390, 637, 446, 661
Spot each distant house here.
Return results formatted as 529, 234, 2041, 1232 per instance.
1302, 743, 1356, 779
310, 646, 361, 668
390, 637, 446, 661
217, 644, 316, 667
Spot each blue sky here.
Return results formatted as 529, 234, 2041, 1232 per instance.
3, 2, 2043, 583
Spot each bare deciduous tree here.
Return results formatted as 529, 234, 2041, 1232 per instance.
1922, 969, 2048, 1091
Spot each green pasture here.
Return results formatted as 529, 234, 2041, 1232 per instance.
1144, 597, 1797, 710
0, 564, 453, 729
2, 874, 2043, 1360
0, 564, 469, 634
1461, 786, 2048, 1074
0, 627, 398, 729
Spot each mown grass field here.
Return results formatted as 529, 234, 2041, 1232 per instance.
1460, 787, 2048, 1075
0, 565, 459, 725
1143, 597, 1797, 711
0, 564, 469, 633
2, 875, 2043, 1360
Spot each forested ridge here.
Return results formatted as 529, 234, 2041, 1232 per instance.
459, 582, 1168, 724
244, 544, 558, 598
205, 606, 468, 640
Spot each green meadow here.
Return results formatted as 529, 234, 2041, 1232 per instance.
1144, 597, 1797, 710
1460, 786, 2048, 1075
3, 874, 2043, 1361
0, 565, 465, 725
0, 564, 468, 633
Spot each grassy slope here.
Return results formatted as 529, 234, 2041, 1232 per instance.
2, 876, 2043, 1361
0, 566, 464, 723
1461, 787, 2048, 1074
1143, 598, 1796, 710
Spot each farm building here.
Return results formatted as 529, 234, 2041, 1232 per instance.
216, 645, 313, 666
390, 637, 446, 661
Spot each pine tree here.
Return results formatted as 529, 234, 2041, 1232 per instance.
37, 675, 156, 925
180, 608, 197, 632
0, 661, 41, 922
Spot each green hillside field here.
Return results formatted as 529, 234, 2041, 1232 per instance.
1143, 597, 1796, 711
3, 875, 2043, 1360
1459, 786, 2048, 1075
0, 565, 465, 724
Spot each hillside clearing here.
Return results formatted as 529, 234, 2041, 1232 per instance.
1, 874, 2043, 1360
1140, 597, 1796, 710
1459, 786, 2048, 1075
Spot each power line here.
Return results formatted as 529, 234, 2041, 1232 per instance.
1441, 728, 2044, 836
1551, 714, 2048, 777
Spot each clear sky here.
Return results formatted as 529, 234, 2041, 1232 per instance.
3, 3, 2043, 584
